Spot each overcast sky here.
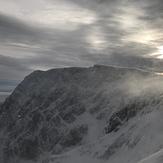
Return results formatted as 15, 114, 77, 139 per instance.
0, 0, 163, 94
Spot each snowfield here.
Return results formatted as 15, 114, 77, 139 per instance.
138, 149, 163, 163
43, 107, 163, 163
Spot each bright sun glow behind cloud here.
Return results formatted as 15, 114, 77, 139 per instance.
128, 29, 162, 45
156, 46, 163, 59
149, 46, 163, 59
86, 26, 108, 52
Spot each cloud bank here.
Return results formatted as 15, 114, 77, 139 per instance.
0, 0, 163, 93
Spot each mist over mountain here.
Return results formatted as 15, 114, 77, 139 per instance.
0, 65, 163, 163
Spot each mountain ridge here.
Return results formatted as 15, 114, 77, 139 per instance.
0, 64, 163, 163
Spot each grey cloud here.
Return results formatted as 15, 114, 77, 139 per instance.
144, 0, 163, 18
0, 0, 163, 92
79, 42, 161, 68
0, 55, 28, 70
80, 52, 156, 69
0, 13, 39, 44
131, 0, 163, 29
0, 54, 30, 81
0, 64, 29, 80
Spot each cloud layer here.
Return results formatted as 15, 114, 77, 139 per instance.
0, 0, 163, 93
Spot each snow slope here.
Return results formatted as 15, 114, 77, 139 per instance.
138, 149, 163, 163
42, 105, 163, 163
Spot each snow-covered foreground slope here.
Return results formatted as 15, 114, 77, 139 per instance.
138, 150, 163, 163
138, 149, 163, 163
43, 106, 163, 163
1, 65, 163, 163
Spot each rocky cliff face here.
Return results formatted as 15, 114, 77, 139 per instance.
0, 65, 163, 163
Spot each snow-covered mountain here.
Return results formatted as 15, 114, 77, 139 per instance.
0, 65, 163, 163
